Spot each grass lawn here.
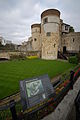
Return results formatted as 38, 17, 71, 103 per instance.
0, 59, 76, 99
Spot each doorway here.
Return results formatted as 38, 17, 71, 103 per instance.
63, 46, 66, 54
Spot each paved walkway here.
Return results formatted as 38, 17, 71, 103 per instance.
42, 77, 80, 120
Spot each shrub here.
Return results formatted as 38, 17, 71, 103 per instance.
27, 56, 38, 59
10, 54, 26, 60
68, 56, 78, 64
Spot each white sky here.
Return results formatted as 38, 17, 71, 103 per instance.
0, 0, 80, 44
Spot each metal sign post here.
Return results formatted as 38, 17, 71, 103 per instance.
10, 100, 18, 120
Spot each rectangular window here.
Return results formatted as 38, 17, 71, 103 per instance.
46, 32, 51, 36
54, 44, 56, 48
73, 38, 74, 42
65, 25, 68, 30
34, 38, 37, 41
43, 17, 48, 24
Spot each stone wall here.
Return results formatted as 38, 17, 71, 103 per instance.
41, 32, 59, 60
0, 52, 10, 59
62, 32, 80, 52
1, 51, 41, 59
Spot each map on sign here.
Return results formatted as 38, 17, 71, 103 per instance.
20, 74, 54, 111
26, 80, 44, 98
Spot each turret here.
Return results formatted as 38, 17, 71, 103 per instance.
31, 24, 41, 51
41, 9, 60, 59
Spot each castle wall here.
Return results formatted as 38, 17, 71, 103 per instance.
41, 32, 60, 59
41, 16, 60, 33
62, 32, 80, 52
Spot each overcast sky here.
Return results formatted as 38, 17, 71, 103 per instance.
0, 0, 80, 44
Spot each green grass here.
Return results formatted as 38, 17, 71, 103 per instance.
0, 59, 76, 99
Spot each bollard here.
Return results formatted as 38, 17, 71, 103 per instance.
70, 70, 75, 89
10, 100, 18, 120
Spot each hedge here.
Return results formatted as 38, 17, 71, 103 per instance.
68, 56, 78, 64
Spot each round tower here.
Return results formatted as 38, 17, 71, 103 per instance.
31, 23, 41, 51
41, 9, 60, 59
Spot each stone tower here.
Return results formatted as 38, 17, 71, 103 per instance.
31, 24, 41, 51
41, 9, 60, 60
